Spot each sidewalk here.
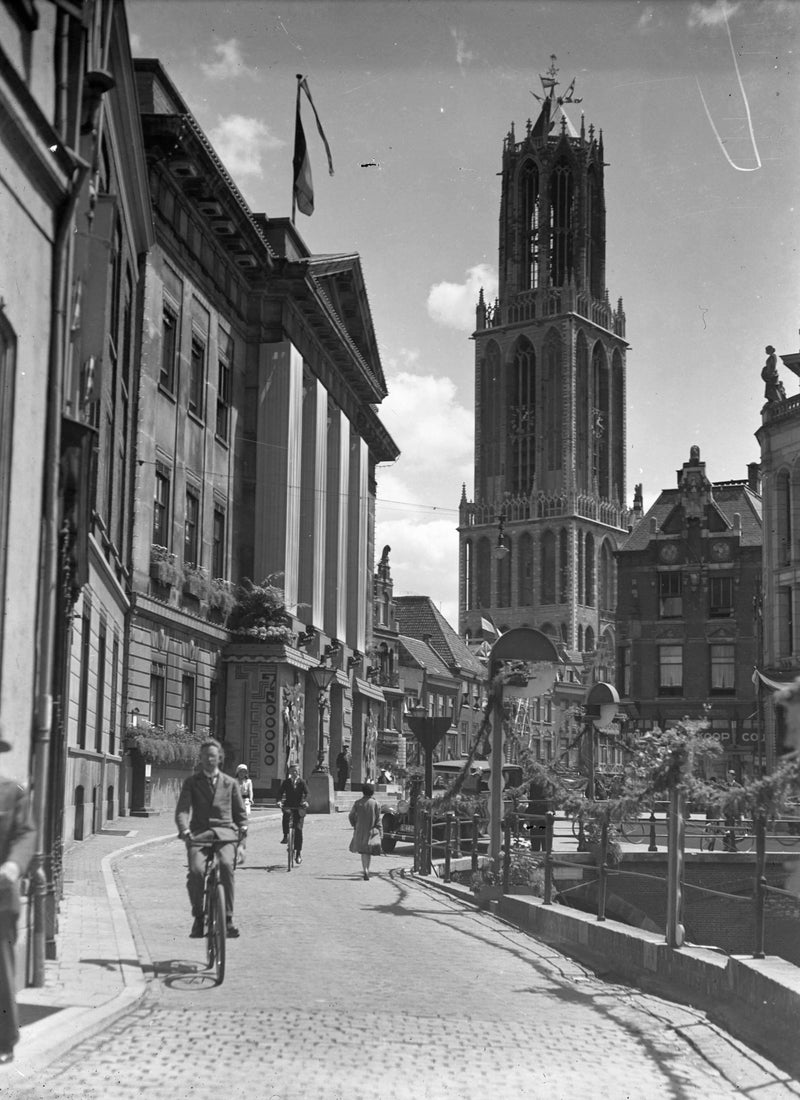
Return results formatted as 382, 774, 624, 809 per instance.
13, 809, 278, 1077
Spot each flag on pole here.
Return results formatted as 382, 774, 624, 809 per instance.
293, 75, 334, 219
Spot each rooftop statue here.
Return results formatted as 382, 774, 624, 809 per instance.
762, 345, 786, 404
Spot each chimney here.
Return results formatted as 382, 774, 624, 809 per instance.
747, 462, 761, 495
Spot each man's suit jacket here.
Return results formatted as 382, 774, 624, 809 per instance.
175, 771, 247, 840
0, 778, 36, 915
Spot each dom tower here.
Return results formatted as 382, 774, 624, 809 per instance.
459, 60, 631, 679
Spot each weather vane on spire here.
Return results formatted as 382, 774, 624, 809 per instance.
530, 54, 582, 106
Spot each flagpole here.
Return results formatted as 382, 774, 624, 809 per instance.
292, 74, 303, 224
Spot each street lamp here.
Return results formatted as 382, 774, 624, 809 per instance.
309, 663, 338, 774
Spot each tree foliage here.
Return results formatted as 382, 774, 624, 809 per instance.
227, 576, 294, 642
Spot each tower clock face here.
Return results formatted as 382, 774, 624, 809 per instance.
659, 543, 678, 563
711, 540, 731, 561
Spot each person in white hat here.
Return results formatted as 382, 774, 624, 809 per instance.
235, 764, 253, 866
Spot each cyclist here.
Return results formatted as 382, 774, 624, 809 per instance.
278, 763, 309, 864
175, 739, 247, 939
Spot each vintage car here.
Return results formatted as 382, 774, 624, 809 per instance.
379, 760, 523, 853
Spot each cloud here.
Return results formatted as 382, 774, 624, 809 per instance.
200, 39, 258, 81
207, 115, 284, 179
636, 6, 661, 31
375, 370, 473, 630
687, 1, 741, 28
427, 263, 498, 332
451, 27, 476, 71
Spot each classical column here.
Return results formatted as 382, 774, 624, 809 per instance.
254, 340, 303, 607
346, 428, 368, 654
298, 374, 327, 626
324, 406, 349, 642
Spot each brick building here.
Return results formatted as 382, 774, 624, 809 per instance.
615, 447, 763, 778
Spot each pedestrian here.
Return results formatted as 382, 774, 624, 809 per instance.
526, 772, 554, 853
0, 731, 35, 1065
348, 782, 382, 880
335, 747, 350, 792
235, 764, 253, 866
175, 738, 248, 939
278, 763, 309, 865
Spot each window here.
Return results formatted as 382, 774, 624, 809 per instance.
659, 571, 682, 618
77, 607, 91, 750
618, 647, 631, 697
779, 587, 793, 657
212, 506, 226, 578
160, 304, 178, 393
181, 674, 195, 732
184, 488, 199, 567
95, 620, 106, 753
189, 335, 205, 417
149, 668, 166, 727
0, 313, 17, 680
153, 467, 170, 546
658, 645, 683, 694
109, 635, 119, 756
710, 644, 735, 693
709, 576, 734, 618
216, 333, 232, 441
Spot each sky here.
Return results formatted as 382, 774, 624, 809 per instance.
128, 0, 800, 629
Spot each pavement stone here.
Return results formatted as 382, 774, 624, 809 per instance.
2, 809, 799, 1099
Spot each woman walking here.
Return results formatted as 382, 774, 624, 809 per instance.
348, 782, 381, 880
235, 764, 253, 866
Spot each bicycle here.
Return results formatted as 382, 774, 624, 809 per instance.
282, 805, 304, 871
190, 837, 238, 985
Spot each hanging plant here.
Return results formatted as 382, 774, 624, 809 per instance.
124, 722, 206, 766
227, 576, 295, 643
207, 577, 237, 618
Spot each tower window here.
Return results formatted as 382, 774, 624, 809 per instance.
549, 161, 574, 287
519, 161, 540, 291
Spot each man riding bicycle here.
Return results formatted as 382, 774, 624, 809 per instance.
175, 739, 248, 939
278, 763, 309, 864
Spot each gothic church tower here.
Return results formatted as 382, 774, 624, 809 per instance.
459, 59, 630, 677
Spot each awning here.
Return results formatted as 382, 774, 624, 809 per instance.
753, 668, 800, 693
353, 677, 385, 702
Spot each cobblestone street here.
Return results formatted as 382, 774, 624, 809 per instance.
5, 813, 799, 1099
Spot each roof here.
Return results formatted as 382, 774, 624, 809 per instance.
396, 634, 454, 680
622, 481, 762, 552
394, 596, 486, 679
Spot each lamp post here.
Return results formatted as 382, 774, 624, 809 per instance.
307, 662, 338, 815
309, 664, 337, 774
584, 682, 620, 801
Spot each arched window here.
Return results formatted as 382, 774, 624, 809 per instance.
544, 331, 562, 472
463, 539, 473, 610
541, 530, 556, 604
599, 540, 614, 613
585, 626, 595, 652
559, 528, 569, 603
518, 532, 533, 606
585, 532, 595, 607
586, 167, 603, 298
575, 332, 589, 491
611, 349, 624, 503
497, 537, 511, 608
507, 337, 536, 495
519, 160, 540, 291
549, 159, 574, 286
577, 530, 585, 604
476, 537, 492, 609
592, 344, 610, 499
577, 624, 584, 651
480, 341, 502, 496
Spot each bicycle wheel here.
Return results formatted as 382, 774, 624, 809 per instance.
621, 819, 646, 844
204, 876, 215, 970
776, 820, 800, 846
212, 881, 226, 985
287, 823, 294, 871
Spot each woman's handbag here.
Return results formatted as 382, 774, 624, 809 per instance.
368, 827, 383, 856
